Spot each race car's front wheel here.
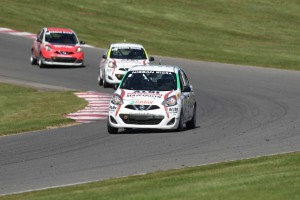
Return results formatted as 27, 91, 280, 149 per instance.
30, 55, 37, 65
107, 120, 118, 134
103, 72, 110, 88
113, 84, 118, 90
176, 110, 184, 132
38, 55, 44, 68
186, 105, 196, 129
98, 70, 103, 86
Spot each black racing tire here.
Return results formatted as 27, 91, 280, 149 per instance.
186, 105, 196, 129
30, 52, 37, 65
107, 119, 118, 134
176, 110, 184, 132
113, 84, 118, 90
103, 73, 110, 88
38, 55, 44, 68
98, 70, 103, 86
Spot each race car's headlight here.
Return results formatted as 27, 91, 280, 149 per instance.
162, 95, 177, 107
76, 47, 82, 53
111, 93, 123, 105
108, 61, 116, 68
45, 45, 52, 51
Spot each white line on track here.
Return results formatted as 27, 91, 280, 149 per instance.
65, 91, 111, 123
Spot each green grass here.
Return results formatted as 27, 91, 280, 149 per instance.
1, 2, 299, 199
1, 0, 300, 70
0, 83, 87, 136
1, 151, 299, 200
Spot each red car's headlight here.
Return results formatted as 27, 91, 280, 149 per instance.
45, 45, 52, 52
76, 47, 83, 53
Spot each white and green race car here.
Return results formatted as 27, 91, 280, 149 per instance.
98, 43, 154, 89
107, 65, 196, 134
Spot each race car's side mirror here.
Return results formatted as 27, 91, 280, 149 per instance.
102, 54, 107, 59
80, 41, 86, 45
182, 86, 191, 92
149, 57, 155, 61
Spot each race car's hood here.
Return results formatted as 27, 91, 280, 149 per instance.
118, 89, 178, 105
113, 59, 148, 69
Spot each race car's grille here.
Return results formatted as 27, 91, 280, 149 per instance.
52, 57, 77, 63
54, 51, 74, 55
119, 114, 164, 125
125, 105, 160, 111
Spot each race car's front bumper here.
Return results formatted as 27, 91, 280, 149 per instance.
43, 59, 84, 66
41, 51, 84, 66
108, 105, 181, 130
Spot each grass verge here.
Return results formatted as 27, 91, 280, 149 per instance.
1, 0, 300, 70
0, 83, 87, 136
1, 151, 299, 200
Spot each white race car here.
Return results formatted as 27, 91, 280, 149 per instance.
98, 43, 154, 89
107, 65, 196, 134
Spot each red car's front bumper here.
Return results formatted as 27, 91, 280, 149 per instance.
41, 48, 84, 66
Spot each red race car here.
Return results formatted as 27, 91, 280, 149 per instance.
30, 27, 85, 68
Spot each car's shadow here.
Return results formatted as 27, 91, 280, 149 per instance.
114, 126, 201, 135
39, 65, 86, 69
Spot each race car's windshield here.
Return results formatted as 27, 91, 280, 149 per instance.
110, 47, 147, 60
120, 71, 177, 91
45, 32, 78, 45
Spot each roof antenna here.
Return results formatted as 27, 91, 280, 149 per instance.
159, 59, 162, 65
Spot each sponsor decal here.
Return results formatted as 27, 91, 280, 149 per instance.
47, 31, 72, 34
130, 99, 154, 105
53, 45, 75, 48
132, 71, 172, 74
109, 105, 117, 110
112, 47, 142, 50
126, 91, 162, 99
168, 107, 178, 113
117, 60, 142, 63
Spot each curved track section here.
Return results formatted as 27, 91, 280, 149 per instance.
0, 33, 300, 195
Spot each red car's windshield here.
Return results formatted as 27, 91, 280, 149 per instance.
45, 32, 78, 45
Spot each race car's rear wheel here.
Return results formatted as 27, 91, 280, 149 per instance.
186, 105, 196, 129
107, 119, 118, 134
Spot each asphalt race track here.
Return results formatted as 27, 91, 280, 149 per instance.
0, 33, 300, 195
